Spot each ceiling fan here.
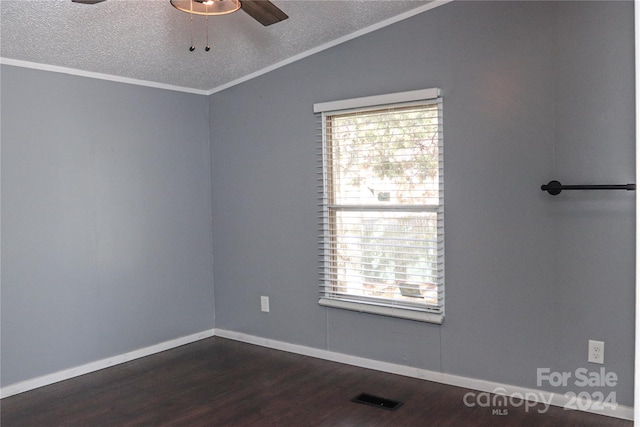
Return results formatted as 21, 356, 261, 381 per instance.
71, 0, 288, 27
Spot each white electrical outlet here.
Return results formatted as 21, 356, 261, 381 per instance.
588, 340, 604, 364
260, 296, 270, 313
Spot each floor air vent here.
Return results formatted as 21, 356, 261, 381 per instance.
351, 393, 404, 410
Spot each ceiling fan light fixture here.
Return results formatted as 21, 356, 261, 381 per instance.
170, 0, 241, 16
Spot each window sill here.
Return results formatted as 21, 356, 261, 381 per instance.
318, 298, 444, 324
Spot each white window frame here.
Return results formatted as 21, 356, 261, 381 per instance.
314, 88, 444, 324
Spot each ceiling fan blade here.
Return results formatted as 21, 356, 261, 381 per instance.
71, 0, 107, 4
241, 0, 288, 26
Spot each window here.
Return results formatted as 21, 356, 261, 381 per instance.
314, 89, 444, 324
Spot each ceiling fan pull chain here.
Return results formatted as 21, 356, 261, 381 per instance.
205, 4, 211, 51
189, 0, 195, 51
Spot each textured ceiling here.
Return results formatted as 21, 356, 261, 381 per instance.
0, 0, 436, 93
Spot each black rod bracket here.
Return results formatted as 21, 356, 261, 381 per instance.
541, 180, 636, 196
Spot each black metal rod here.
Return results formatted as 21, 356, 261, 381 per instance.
541, 180, 636, 196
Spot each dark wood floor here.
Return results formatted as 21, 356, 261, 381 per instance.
1, 337, 633, 426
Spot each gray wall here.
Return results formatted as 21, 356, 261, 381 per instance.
1, 0, 634, 408
1, 67, 215, 385
550, 0, 635, 399
210, 1, 635, 405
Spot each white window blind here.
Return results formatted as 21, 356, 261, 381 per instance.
315, 89, 444, 324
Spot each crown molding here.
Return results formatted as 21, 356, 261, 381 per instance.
0, 58, 209, 95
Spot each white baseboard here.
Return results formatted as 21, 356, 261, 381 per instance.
0, 328, 216, 399
2, 327, 633, 422
214, 329, 634, 421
